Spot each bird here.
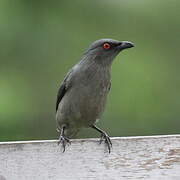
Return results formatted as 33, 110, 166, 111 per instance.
56, 38, 134, 153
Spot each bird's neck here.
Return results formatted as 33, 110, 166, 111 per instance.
79, 56, 111, 84
81, 54, 113, 69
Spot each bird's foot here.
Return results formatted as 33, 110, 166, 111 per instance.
58, 135, 71, 152
99, 132, 112, 153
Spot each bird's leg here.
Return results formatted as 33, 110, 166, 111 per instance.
58, 125, 71, 152
91, 124, 112, 153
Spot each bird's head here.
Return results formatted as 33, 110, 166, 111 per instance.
84, 39, 134, 66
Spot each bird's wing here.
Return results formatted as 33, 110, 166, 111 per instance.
108, 82, 111, 91
56, 69, 73, 112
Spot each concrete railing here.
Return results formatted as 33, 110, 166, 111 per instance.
0, 135, 180, 180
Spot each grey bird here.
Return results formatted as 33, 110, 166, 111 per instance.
56, 38, 134, 153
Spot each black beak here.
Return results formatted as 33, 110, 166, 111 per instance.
117, 41, 134, 51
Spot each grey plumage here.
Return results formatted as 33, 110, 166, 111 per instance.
56, 39, 134, 153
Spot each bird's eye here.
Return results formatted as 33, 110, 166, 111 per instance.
103, 43, 111, 50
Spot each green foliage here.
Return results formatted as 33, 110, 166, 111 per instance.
0, 0, 180, 141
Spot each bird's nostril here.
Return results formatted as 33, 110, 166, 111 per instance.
117, 42, 122, 46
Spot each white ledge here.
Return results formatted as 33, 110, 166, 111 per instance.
0, 134, 180, 180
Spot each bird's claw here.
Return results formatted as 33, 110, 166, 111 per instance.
99, 132, 112, 153
56, 128, 60, 132
58, 135, 71, 152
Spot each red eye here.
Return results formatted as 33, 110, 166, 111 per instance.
103, 43, 111, 50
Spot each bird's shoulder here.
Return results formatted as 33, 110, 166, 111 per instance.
56, 63, 82, 112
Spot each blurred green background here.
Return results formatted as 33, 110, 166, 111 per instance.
0, 0, 180, 141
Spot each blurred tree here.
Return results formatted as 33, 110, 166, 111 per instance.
0, 0, 180, 141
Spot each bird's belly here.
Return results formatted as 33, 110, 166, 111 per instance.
74, 85, 108, 124
80, 89, 107, 119
57, 84, 109, 129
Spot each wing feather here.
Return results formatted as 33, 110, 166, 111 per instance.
55, 69, 73, 112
